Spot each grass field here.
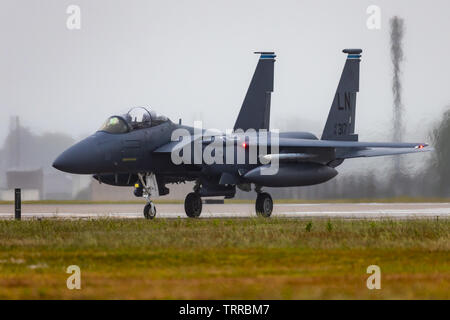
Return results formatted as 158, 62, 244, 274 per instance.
0, 218, 448, 299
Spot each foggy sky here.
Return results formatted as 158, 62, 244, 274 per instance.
1, 0, 449, 147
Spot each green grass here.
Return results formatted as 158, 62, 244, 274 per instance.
0, 218, 448, 299
1, 196, 450, 205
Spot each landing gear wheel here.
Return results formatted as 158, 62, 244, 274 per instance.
143, 202, 156, 219
185, 192, 202, 218
255, 192, 273, 217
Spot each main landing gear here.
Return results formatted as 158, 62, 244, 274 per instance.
255, 192, 273, 218
184, 192, 202, 218
182, 187, 273, 218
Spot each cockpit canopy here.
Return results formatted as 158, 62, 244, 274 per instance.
99, 107, 170, 134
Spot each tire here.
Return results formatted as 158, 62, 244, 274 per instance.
185, 192, 202, 218
143, 202, 156, 219
255, 192, 273, 217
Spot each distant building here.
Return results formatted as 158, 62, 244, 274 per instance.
0, 168, 44, 200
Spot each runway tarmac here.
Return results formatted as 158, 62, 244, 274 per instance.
0, 202, 449, 219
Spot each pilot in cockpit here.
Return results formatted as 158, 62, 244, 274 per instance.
99, 106, 170, 134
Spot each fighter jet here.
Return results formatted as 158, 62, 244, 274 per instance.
53, 49, 431, 219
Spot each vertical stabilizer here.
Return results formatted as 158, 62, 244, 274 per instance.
233, 52, 275, 131
321, 49, 362, 141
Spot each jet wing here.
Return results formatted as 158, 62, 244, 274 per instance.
249, 137, 432, 160
248, 137, 429, 149
154, 136, 432, 160
337, 147, 433, 159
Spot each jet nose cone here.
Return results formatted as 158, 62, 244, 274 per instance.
52, 154, 66, 172
53, 151, 80, 173
53, 138, 100, 174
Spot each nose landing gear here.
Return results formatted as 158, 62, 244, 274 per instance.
143, 201, 156, 219
137, 173, 159, 219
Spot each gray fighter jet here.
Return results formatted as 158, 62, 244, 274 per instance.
53, 49, 431, 219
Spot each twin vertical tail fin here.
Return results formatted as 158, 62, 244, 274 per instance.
234, 50, 360, 138
233, 52, 275, 131
321, 49, 362, 141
